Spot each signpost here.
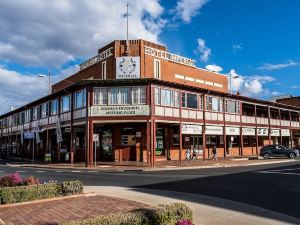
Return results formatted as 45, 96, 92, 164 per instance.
93, 134, 99, 166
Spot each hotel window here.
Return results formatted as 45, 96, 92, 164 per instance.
155, 87, 161, 105
119, 87, 131, 105
181, 92, 198, 109
174, 91, 180, 107
154, 59, 161, 79
61, 95, 70, 113
102, 61, 107, 79
74, 89, 86, 109
41, 102, 49, 118
108, 87, 119, 105
225, 100, 240, 114
32, 107, 39, 120
132, 86, 146, 104
24, 110, 30, 123
206, 96, 223, 112
94, 88, 108, 105
161, 89, 174, 107
51, 99, 58, 115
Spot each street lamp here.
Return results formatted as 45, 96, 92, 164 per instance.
38, 72, 51, 94
229, 69, 240, 95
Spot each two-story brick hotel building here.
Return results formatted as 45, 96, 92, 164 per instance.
1, 39, 300, 166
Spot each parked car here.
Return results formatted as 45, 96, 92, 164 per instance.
260, 145, 299, 159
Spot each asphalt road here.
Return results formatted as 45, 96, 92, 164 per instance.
1, 159, 300, 219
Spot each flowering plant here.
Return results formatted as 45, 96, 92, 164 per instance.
176, 220, 195, 225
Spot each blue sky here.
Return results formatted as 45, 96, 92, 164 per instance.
0, 0, 299, 114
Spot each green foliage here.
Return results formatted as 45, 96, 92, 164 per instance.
60, 203, 193, 225
0, 180, 83, 204
61, 181, 83, 196
0, 183, 60, 204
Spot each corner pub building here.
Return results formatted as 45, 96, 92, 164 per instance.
1, 39, 300, 167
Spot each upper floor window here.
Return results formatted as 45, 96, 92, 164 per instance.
182, 92, 199, 109
206, 96, 223, 112
161, 89, 174, 106
41, 102, 49, 118
24, 110, 30, 123
94, 86, 146, 106
61, 95, 70, 113
94, 87, 108, 105
51, 99, 58, 115
74, 89, 86, 109
132, 86, 146, 104
32, 107, 39, 120
154, 59, 161, 79
225, 100, 240, 114
102, 61, 107, 79
155, 87, 161, 105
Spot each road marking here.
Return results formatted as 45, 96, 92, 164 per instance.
253, 170, 300, 176
16, 171, 26, 173
0, 171, 4, 173
87, 171, 98, 173
71, 170, 81, 173
55, 170, 63, 173
268, 167, 300, 172
36, 171, 45, 173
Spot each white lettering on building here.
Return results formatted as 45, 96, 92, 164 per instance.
80, 47, 114, 71
144, 46, 196, 67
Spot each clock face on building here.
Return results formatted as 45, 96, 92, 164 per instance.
116, 57, 140, 79
119, 57, 137, 76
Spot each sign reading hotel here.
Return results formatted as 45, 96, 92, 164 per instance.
80, 47, 113, 71
116, 57, 140, 79
144, 46, 195, 67
90, 105, 149, 117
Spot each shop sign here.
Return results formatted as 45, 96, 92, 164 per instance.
257, 128, 268, 136
281, 129, 290, 137
90, 105, 150, 117
182, 124, 202, 135
242, 128, 255, 136
116, 57, 140, 79
205, 126, 223, 135
225, 127, 240, 135
24, 131, 34, 139
270, 129, 280, 137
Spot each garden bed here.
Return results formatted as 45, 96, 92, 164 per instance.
0, 173, 83, 204
61, 202, 194, 225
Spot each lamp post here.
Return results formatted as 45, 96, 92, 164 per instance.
229, 69, 240, 94
38, 72, 51, 94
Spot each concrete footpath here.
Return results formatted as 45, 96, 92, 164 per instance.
85, 186, 300, 225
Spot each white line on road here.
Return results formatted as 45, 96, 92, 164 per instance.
268, 167, 300, 172
254, 171, 300, 176
71, 170, 81, 173
16, 171, 26, 173
87, 171, 98, 173
55, 170, 63, 173
36, 171, 45, 173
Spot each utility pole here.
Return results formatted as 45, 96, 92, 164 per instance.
125, 3, 130, 56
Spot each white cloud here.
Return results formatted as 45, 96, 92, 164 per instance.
233, 43, 242, 54
0, 65, 78, 114
195, 38, 211, 62
258, 60, 298, 71
0, 0, 164, 68
173, 0, 209, 23
230, 73, 275, 97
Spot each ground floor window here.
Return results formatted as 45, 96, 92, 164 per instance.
121, 128, 136, 146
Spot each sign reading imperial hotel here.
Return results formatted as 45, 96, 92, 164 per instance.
1, 39, 300, 167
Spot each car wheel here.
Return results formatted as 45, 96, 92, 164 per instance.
263, 153, 270, 159
289, 152, 296, 159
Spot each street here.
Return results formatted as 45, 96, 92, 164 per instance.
1, 159, 300, 220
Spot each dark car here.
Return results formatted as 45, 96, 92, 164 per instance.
260, 145, 299, 159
